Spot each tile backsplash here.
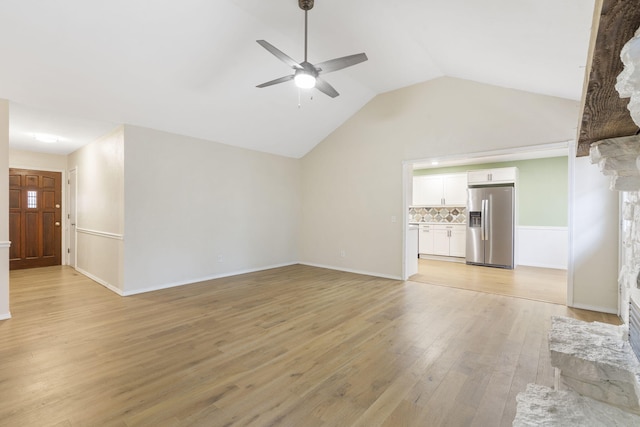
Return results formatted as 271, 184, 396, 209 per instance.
409, 206, 467, 224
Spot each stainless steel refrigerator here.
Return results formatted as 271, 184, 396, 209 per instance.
466, 185, 515, 269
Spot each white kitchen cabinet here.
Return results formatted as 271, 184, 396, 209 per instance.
418, 225, 434, 254
419, 224, 466, 258
449, 227, 466, 257
467, 167, 518, 185
432, 228, 450, 256
442, 174, 468, 205
413, 173, 467, 206
413, 176, 444, 206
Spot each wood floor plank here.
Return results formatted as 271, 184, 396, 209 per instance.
411, 259, 567, 305
0, 264, 620, 426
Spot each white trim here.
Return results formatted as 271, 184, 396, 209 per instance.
75, 267, 124, 296
418, 254, 466, 263
0, 312, 11, 321
402, 162, 413, 280
121, 262, 299, 296
569, 302, 618, 315
76, 228, 124, 240
300, 262, 402, 281
68, 166, 77, 268
0, 241, 10, 248
567, 142, 576, 307
517, 225, 568, 231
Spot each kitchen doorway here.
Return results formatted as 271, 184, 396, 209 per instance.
403, 142, 572, 305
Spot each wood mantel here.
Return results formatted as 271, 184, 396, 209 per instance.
577, 0, 640, 157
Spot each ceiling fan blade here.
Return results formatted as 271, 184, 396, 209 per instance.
315, 77, 339, 98
256, 40, 303, 70
256, 74, 295, 88
314, 53, 368, 74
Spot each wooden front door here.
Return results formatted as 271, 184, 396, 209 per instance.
9, 169, 62, 270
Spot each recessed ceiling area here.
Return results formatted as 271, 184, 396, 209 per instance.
1, 0, 597, 158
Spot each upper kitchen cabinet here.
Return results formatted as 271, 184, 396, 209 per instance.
413, 173, 467, 206
467, 167, 518, 185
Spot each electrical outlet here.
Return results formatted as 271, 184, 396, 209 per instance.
340, 249, 346, 258
217, 254, 224, 262
391, 215, 397, 223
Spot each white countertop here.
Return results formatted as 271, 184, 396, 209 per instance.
410, 222, 467, 226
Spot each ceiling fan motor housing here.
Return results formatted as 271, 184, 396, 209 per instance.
299, 0, 314, 11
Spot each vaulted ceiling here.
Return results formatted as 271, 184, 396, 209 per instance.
1, 0, 598, 158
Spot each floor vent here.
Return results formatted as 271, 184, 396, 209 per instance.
630, 298, 640, 361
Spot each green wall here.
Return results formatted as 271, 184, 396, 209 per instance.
414, 156, 568, 227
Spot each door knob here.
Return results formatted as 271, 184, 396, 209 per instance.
55, 222, 61, 226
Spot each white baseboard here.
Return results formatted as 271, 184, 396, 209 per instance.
0, 312, 11, 321
568, 302, 618, 315
418, 254, 466, 263
78, 261, 399, 296
75, 267, 124, 296
122, 262, 298, 296
299, 262, 402, 281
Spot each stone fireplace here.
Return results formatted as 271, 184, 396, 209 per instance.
513, 136, 640, 426
513, 26, 640, 425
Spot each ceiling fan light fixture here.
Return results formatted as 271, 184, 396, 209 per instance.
294, 72, 316, 89
255, 0, 367, 98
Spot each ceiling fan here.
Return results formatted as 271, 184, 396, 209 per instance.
256, 0, 368, 98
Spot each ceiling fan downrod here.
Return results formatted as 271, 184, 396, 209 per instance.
299, 0, 314, 63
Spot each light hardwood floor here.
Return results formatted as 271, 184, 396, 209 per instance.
1, 265, 618, 426
411, 259, 567, 305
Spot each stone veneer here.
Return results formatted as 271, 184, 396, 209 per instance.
408, 206, 466, 224
549, 316, 640, 414
514, 384, 640, 426
591, 136, 640, 326
513, 135, 640, 425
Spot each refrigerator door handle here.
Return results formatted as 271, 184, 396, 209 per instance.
480, 199, 486, 241
484, 198, 490, 240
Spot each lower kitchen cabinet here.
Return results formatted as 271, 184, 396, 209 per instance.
418, 225, 434, 254
419, 224, 466, 258
448, 227, 466, 257
433, 228, 450, 256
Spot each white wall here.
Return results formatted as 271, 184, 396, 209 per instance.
0, 100, 10, 319
122, 125, 300, 295
67, 126, 125, 293
300, 77, 581, 278
570, 156, 618, 313
9, 148, 67, 171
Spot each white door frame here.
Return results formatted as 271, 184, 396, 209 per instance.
68, 167, 77, 269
